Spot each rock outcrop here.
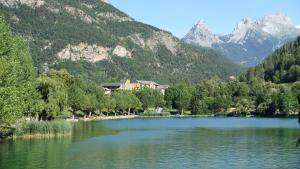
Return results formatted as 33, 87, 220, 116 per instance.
57, 43, 111, 63
0, 0, 45, 8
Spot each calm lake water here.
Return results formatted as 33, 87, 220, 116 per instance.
1, 117, 300, 169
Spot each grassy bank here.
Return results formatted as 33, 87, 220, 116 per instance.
13, 121, 72, 139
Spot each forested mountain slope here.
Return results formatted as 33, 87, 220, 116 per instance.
242, 36, 300, 83
0, 0, 241, 84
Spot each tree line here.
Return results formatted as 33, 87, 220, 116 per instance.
165, 78, 299, 116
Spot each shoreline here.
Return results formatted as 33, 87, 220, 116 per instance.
72, 114, 299, 122
1, 115, 298, 142
67, 115, 139, 122
13, 133, 72, 140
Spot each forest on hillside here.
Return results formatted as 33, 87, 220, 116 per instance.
0, 0, 241, 84
242, 37, 300, 83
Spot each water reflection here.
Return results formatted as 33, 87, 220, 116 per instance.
0, 118, 300, 169
0, 139, 71, 169
72, 121, 120, 141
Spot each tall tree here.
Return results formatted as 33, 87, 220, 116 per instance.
37, 76, 68, 120
0, 17, 37, 125
136, 88, 155, 110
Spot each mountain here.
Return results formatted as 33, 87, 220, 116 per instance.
0, 0, 241, 85
183, 13, 300, 67
241, 36, 300, 83
183, 20, 221, 47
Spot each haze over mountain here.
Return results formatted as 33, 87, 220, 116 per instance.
0, 0, 241, 84
183, 13, 300, 67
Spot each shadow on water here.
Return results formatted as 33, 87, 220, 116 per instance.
71, 121, 121, 142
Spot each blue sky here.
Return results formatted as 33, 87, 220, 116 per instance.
110, 0, 300, 38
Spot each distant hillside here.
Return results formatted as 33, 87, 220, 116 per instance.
241, 36, 300, 83
0, 0, 241, 84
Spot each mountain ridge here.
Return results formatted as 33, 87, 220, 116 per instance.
183, 13, 300, 67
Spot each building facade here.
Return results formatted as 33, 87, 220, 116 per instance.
102, 79, 169, 95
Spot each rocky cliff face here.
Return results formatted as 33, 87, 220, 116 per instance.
0, 0, 45, 8
183, 13, 300, 66
57, 43, 111, 62
0, 0, 241, 84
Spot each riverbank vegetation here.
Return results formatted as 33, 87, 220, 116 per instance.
165, 78, 299, 117
13, 121, 72, 139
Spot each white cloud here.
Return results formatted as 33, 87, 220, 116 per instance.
296, 25, 300, 29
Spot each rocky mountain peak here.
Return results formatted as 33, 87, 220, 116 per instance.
257, 13, 295, 37
194, 20, 209, 31
182, 20, 221, 47
229, 18, 254, 44
260, 13, 292, 26
183, 13, 300, 66
233, 18, 252, 31
241, 18, 252, 25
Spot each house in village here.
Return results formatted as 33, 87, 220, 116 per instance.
102, 83, 122, 95
137, 80, 159, 90
102, 80, 134, 94
137, 81, 169, 94
102, 79, 169, 95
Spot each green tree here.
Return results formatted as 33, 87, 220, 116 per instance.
277, 86, 298, 116
85, 82, 105, 116
165, 84, 194, 114
113, 90, 141, 115
136, 88, 155, 110
127, 92, 142, 115
68, 83, 88, 115
37, 76, 68, 120
165, 87, 180, 109
0, 17, 37, 125
103, 96, 116, 115
153, 90, 165, 108
191, 85, 209, 115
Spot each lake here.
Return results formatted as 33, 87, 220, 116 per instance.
1, 117, 300, 169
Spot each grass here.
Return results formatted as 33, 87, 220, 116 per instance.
13, 120, 72, 139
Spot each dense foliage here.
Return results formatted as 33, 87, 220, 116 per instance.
0, 16, 37, 126
242, 37, 300, 83
164, 79, 299, 116
136, 88, 165, 110
0, 0, 241, 84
